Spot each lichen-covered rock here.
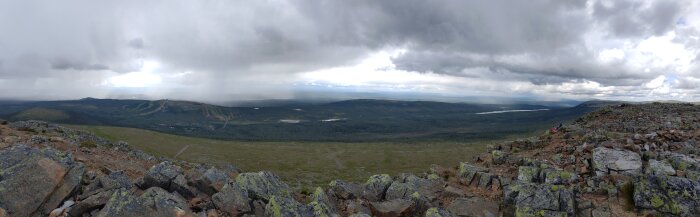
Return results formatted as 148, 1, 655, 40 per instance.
139, 161, 184, 190
592, 147, 642, 176
171, 174, 198, 199
385, 174, 441, 201
633, 175, 700, 216
97, 187, 193, 217
665, 153, 700, 172
424, 207, 452, 217
264, 196, 312, 217
309, 200, 337, 217
369, 199, 415, 217
237, 171, 292, 202
491, 150, 507, 165
0, 144, 85, 217
212, 182, 252, 216
188, 166, 231, 195
517, 166, 541, 183
646, 159, 676, 176
362, 174, 392, 201
328, 180, 362, 200
504, 183, 574, 217
543, 169, 577, 185
458, 163, 489, 184
310, 187, 338, 217
447, 197, 498, 217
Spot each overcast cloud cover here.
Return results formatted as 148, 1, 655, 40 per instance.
0, 0, 699, 102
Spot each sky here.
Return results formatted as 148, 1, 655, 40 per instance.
0, 0, 699, 103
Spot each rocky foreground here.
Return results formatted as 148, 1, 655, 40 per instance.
0, 103, 699, 217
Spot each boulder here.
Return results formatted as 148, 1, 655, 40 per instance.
263, 196, 312, 217
362, 174, 393, 201
424, 207, 452, 217
139, 161, 184, 190
665, 153, 700, 172
310, 187, 339, 216
68, 190, 114, 217
0, 145, 85, 217
309, 200, 337, 217
171, 174, 198, 199
457, 163, 489, 184
96, 187, 193, 217
328, 180, 362, 200
646, 160, 676, 176
385, 174, 441, 201
369, 199, 415, 217
491, 150, 507, 165
236, 171, 292, 202
633, 175, 700, 216
447, 197, 498, 217
212, 182, 252, 216
79, 171, 133, 202
188, 166, 231, 195
504, 183, 574, 217
517, 166, 541, 183
592, 147, 642, 176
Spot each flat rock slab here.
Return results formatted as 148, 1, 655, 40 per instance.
592, 147, 642, 176
0, 145, 84, 217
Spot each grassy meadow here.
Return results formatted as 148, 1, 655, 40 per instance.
67, 125, 510, 189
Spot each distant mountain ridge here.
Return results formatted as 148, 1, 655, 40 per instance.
0, 98, 607, 141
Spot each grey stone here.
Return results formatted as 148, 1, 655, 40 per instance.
68, 190, 114, 217
189, 166, 230, 195
646, 160, 676, 176
96, 187, 193, 217
236, 171, 292, 202
505, 183, 575, 217
139, 161, 184, 190
0, 145, 85, 217
212, 182, 252, 216
633, 175, 700, 216
517, 166, 541, 183
425, 207, 452, 217
385, 174, 441, 201
170, 174, 197, 199
369, 199, 415, 217
457, 163, 489, 184
328, 180, 362, 200
592, 147, 642, 176
263, 196, 313, 217
362, 174, 392, 201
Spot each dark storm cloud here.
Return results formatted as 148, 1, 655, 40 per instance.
0, 0, 697, 101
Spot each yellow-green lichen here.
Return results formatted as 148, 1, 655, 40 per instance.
650, 195, 664, 208
427, 173, 440, 180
